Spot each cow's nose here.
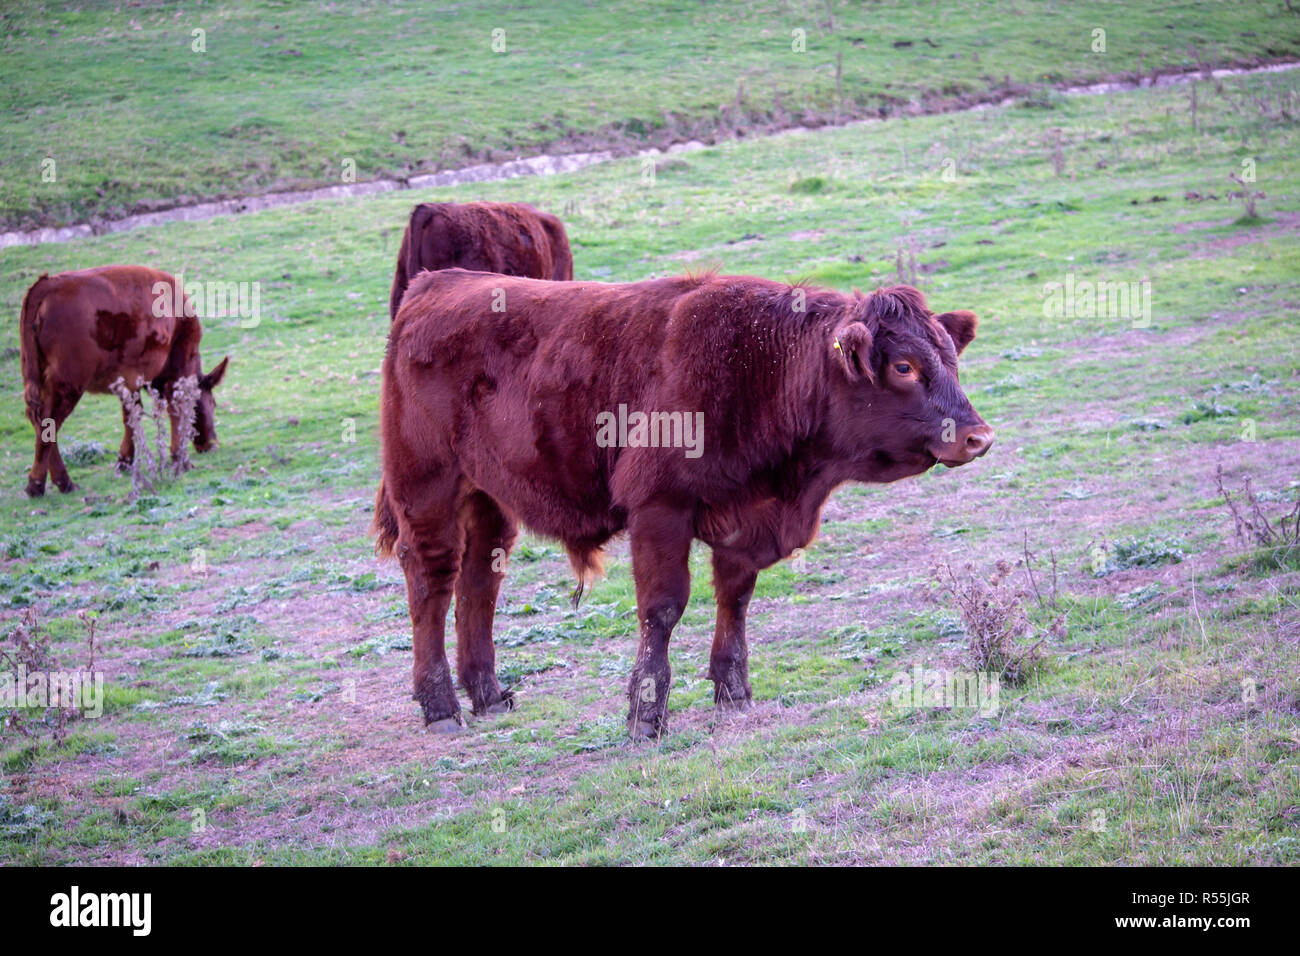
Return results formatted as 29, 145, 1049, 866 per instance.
963, 424, 994, 459
930, 423, 994, 466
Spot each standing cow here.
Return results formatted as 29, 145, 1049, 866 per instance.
388, 201, 574, 320
375, 269, 993, 738
19, 265, 229, 496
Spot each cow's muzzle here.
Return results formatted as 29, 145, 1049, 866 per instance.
928, 423, 994, 467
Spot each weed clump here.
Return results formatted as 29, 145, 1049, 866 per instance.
1, 608, 83, 741
1216, 465, 1300, 573
1091, 537, 1184, 576
1018, 86, 1065, 110
789, 175, 828, 194
108, 375, 200, 499
1226, 169, 1265, 224
934, 560, 1059, 685
0, 794, 54, 839
1181, 400, 1238, 424
59, 439, 110, 467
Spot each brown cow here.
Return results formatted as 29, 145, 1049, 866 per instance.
375, 269, 992, 738
20, 265, 229, 497
388, 201, 573, 320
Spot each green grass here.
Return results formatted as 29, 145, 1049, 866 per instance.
4, 0, 1300, 228
1, 54, 1299, 864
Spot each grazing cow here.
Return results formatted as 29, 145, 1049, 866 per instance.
388, 201, 574, 320
19, 265, 229, 496
375, 269, 992, 738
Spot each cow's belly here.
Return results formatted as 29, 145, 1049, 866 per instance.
87, 352, 170, 394
456, 398, 622, 545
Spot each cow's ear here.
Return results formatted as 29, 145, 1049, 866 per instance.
832, 322, 875, 383
200, 356, 229, 391
936, 310, 978, 355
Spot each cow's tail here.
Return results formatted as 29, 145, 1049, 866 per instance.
388, 233, 409, 322
565, 543, 605, 607
19, 274, 52, 426
542, 216, 575, 281
389, 205, 425, 322
372, 478, 401, 557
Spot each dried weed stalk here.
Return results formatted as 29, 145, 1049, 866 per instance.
1215, 464, 1300, 548
0, 608, 70, 741
1226, 171, 1264, 220
168, 375, 200, 476
935, 559, 1061, 685
108, 375, 199, 497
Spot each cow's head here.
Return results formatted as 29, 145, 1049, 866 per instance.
826, 285, 992, 482
193, 356, 229, 453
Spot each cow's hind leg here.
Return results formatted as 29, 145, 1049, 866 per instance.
26, 416, 49, 497
626, 500, 694, 740
709, 550, 757, 710
394, 476, 467, 732
24, 386, 59, 496
454, 490, 517, 716
42, 385, 81, 494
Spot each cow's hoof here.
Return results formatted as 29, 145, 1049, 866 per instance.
626, 717, 664, 741
467, 681, 514, 717
56, 480, 78, 494
711, 672, 752, 710
115, 458, 132, 475
416, 671, 461, 728
426, 716, 464, 734
714, 692, 753, 712
25, 480, 45, 498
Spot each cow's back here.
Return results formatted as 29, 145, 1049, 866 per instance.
384, 269, 817, 545
28, 265, 186, 395
388, 202, 574, 319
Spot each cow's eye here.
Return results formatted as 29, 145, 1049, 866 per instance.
894, 362, 912, 376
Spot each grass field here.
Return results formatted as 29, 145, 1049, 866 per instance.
2, 15, 1300, 863
4, 0, 1300, 229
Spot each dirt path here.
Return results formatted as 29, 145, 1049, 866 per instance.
3, 59, 1297, 250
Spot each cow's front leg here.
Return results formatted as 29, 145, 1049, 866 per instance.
165, 399, 193, 473
709, 550, 758, 710
626, 500, 694, 740
116, 401, 134, 474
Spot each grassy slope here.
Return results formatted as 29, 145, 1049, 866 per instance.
3, 0, 1300, 229
1, 70, 1299, 863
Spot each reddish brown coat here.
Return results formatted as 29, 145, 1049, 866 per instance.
375, 269, 992, 737
19, 265, 228, 496
388, 201, 574, 320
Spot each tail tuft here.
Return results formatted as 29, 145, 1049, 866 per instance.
565, 544, 605, 607
372, 479, 400, 557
